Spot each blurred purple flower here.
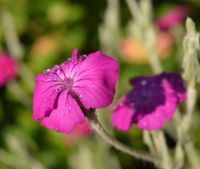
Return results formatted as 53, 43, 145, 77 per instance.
0, 53, 17, 87
112, 73, 186, 131
33, 49, 118, 133
156, 5, 189, 30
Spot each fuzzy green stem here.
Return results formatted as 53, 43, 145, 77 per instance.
0, 9, 23, 59
182, 81, 200, 169
125, 0, 142, 24
184, 141, 200, 169
72, 94, 158, 163
86, 111, 158, 164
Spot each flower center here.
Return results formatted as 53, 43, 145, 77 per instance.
51, 65, 74, 91
63, 78, 74, 89
128, 81, 165, 115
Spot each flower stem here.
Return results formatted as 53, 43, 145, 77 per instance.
71, 64, 158, 163
0, 9, 23, 60
125, 0, 142, 24
86, 110, 158, 163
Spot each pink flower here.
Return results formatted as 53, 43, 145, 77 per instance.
33, 49, 118, 133
112, 73, 186, 131
0, 53, 17, 87
156, 5, 189, 30
63, 120, 91, 145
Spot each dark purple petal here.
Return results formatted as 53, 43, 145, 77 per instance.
137, 80, 178, 130
159, 72, 186, 103
112, 72, 186, 131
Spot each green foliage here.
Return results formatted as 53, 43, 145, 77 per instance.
1, 0, 200, 169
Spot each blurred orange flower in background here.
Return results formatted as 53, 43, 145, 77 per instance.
119, 31, 174, 64
31, 35, 59, 57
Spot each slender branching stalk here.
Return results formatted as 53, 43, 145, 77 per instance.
86, 110, 159, 164
71, 93, 159, 164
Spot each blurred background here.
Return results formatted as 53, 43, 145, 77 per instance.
0, 0, 200, 169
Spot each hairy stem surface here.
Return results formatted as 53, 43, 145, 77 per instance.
86, 110, 158, 164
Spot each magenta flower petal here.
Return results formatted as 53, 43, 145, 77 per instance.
73, 120, 91, 135
0, 53, 17, 86
33, 49, 118, 133
112, 72, 186, 131
33, 73, 61, 120
40, 92, 84, 133
63, 120, 91, 145
156, 5, 189, 30
112, 97, 134, 131
72, 51, 118, 109
161, 73, 186, 103
59, 49, 81, 79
